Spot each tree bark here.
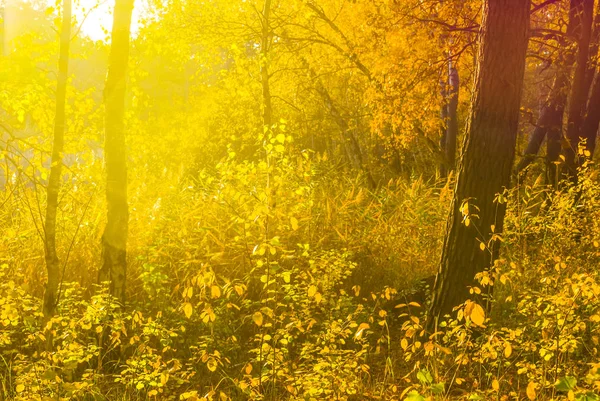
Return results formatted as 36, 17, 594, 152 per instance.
99, 0, 134, 302
428, 0, 530, 327
581, 70, 600, 154
43, 0, 71, 319
446, 64, 459, 173
564, 0, 594, 177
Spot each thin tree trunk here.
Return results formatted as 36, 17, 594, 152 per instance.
43, 0, 71, 319
517, 2, 585, 176
439, 78, 448, 177
446, 63, 459, 173
99, 0, 134, 302
428, 0, 530, 326
564, 0, 594, 177
516, 74, 569, 175
261, 0, 272, 129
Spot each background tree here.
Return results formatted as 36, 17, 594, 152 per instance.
43, 0, 71, 319
99, 0, 134, 301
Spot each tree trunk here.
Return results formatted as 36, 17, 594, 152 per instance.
581, 71, 600, 154
43, 0, 71, 319
261, 0, 272, 129
439, 60, 459, 178
446, 64, 459, 173
564, 0, 594, 177
516, 73, 569, 177
99, 0, 134, 302
517, 0, 585, 177
439, 78, 448, 178
428, 0, 530, 327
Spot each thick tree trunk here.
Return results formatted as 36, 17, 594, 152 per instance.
564, 0, 594, 177
581, 71, 600, 154
581, 5, 600, 156
43, 0, 71, 319
428, 0, 530, 327
99, 0, 134, 302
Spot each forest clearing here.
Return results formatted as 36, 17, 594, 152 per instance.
1, 0, 600, 400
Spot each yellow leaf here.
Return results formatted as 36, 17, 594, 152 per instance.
314, 292, 322, 303
16, 384, 25, 393
492, 379, 499, 391
282, 272, 291, 283
479, 242, 486, 251
401, 338, 408, 350
504, 342, 512, 358
355, 322, 369, 339
252, 311, 263, 327
234, 285, 244, 296
276, 133, 285, 144
465, 301, 485, 327
290, 217, 299, 231
183, 302, 193, 319
244, 363, 252, 375
211, 285, 221, 299
526, 381, 536, 400
307, 285, 317, 297
207, 357, 218, 372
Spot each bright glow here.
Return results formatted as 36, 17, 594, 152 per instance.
74, 0, 143, 41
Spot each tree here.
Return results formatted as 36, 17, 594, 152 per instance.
99, 0, 134, 302
564, 0, 594, 177
517, 0, 584, 185
428, 0, 530, 327
43, 0, 71, 319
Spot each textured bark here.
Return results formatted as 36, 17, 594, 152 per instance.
428, 0, 530, 326
564, 0, 594, 176
99, 0, 134, 302
43, 0, 71, 319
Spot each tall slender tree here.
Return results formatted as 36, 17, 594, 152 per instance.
428, 0, 530, 326
43, 0, 71, 319
99, 0, 134, 302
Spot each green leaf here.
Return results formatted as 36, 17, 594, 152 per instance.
416, 369, 433, 385
576, 391, 600, 401
431, 382, 445, 395
404, 390, 425, 401
555, 376, 577, 392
